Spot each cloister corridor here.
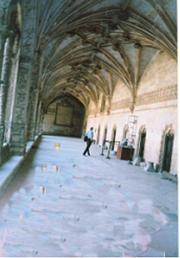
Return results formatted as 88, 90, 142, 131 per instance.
0, 136, 177, 257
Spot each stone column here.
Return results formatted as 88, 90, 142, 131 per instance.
0, 27, 7, 78
0, 3, 7, 163
0, 35, 13, 163
4, 38, 20, 143
10, 0, 37, 155
0, 36, 13, 126
26, 51, 42, 141
27, 88, 40, 140
34, 100, 43, 137
0, 0, 11, 75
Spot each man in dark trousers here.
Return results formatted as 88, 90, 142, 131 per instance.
83, 127, 94, 156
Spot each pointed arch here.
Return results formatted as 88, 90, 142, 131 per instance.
159, 125, 174, 172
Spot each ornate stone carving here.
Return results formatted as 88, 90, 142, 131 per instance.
136, 85, 177, 106
110, 85, 177, 112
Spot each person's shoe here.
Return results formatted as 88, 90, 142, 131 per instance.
88, 153, 90, 156
83, 153, 86, 156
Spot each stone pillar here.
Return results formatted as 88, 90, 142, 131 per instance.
0, 27, 7, 79
0, 124, 4, 164
0, 35, 13, 163
0, 0, 11, 74
34, 100, 43, 137
10, 0, 37, 155
0, 36, 13, 126
26, 51, 42, 141
27, 88, 40, 140
4, 38, 20, 143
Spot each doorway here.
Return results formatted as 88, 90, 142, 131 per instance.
162, 133, 174, 172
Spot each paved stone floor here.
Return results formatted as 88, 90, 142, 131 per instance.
0, 136, 178, 257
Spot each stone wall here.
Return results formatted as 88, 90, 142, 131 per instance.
43, 96, 85, 137
86, 52, 177, 174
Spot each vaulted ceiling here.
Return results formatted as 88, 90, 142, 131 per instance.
35, 0, 177, 110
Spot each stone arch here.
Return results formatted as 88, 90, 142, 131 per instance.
43, 94, 85, 137
159, 125, 174, 172
111, 125, 117, 150
136, 126, 146, 161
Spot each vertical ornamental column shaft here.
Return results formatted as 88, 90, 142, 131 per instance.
27, 88, 40, 140
0, 31, 4, 161
0, 36, 12, 158
0, 27, 7, 80
10, 0, 37, 155
26, 51, 42, 141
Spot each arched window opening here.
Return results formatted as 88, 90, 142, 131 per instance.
111, 126, 116, 150
137, 127, 146, 160
96, 125, 100, 145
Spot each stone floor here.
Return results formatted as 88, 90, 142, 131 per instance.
0, 136, 178, 257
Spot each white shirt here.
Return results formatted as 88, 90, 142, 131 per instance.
86, 130, 94, 140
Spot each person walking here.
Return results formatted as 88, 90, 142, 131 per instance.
83, 127, 94, 156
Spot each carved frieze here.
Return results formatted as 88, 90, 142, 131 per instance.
111, 99, 130, 110
89, 85, 177, 115
110, 85, 177, 112
136, 85, 177, 106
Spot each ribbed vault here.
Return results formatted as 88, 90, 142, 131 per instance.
35, 0, 176, 111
